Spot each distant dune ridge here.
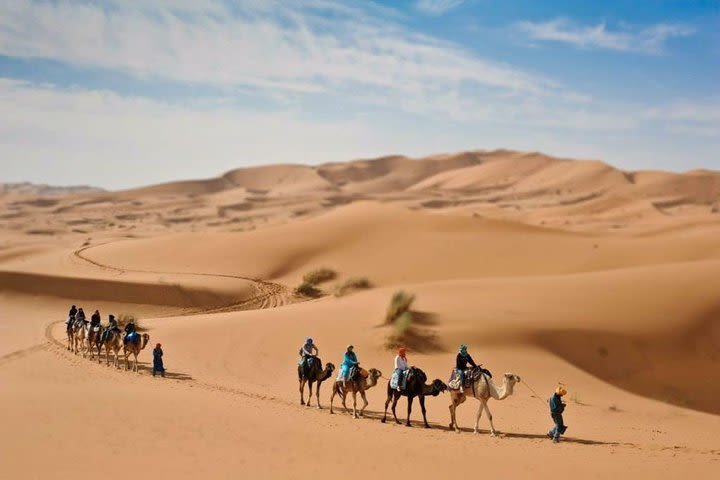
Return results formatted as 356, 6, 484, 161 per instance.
1, 149, 719, 479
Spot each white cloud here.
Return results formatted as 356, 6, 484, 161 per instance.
516, 18, 694, 54
416, 0, 466, 15
0, 0, 542, 101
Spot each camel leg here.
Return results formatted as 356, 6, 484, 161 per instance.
351, 391, 358, 419
382, 392, 392, 423
315, 381, 323, 409
483, 400, 497, 436
419, 395, 430, 428
473, 399, 484, 434
449, 393, 466, 432
307, 381, 314, 407
359, 390, 368, 417
391, 394, 401, 424
299, 379, 306, 405
406, 395, 414, 427
134, 352, 139, 372
329, 384, 336, 414
341, 386, 351, 414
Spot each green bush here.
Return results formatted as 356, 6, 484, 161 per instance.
303, 268, 337, 285
334, 277, 371, 297
385, 290, 415, 324
294, 281, 322, 298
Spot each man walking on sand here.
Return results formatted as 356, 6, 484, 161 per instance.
548, 385, 568, 443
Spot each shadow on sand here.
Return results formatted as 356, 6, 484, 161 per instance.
335, 408, 634, 447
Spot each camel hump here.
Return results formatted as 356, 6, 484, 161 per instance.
409, 366, 426, 383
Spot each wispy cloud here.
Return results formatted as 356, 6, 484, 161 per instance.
416, 0, 466, 15
516, 18, 694, 54
0, 0, 541, 102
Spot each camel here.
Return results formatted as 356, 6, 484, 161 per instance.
382, 367, 447, 428
65, 320, 75, 351
85, 324, 101, 360
448, 370, 521, 435
123, 333, 150, 372
298, 357, 335, 409
100, 329, 123, 368
72, 320, 87, 356
329, 368, 382, 418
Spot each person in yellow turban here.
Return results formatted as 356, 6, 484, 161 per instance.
548, 384, 568, 443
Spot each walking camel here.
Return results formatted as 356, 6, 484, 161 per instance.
448, 370, 521, 435
329, 368, 382, 418
66, 321, 75, 351
85, 324, 101, 360
123, 333, 150, 372
381, 367, 447, 428
72, 320, 87, 356
100, 329, 123, 368
298, 357, 335, 408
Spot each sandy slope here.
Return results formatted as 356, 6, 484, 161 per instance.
1, 150, 719, 479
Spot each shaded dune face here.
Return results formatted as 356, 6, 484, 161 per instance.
1, 149, 720, 479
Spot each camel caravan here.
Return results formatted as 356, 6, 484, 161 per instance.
298, 340, 530, 438
64, 305, 151, 372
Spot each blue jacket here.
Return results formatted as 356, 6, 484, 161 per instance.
341, 351, 358, 369
549, 394, 565, 415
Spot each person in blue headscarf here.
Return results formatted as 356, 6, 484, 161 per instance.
337, 345, 358, 381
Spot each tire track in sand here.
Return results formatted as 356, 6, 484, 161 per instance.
72, 243, 294, 314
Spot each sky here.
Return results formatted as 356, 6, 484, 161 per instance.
0, 0, 718, 189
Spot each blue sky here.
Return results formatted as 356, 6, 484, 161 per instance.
0, 0, 718, 189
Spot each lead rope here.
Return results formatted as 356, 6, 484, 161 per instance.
521, 377, 550, 408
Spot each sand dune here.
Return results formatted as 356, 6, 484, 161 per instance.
1, 149, 719, 479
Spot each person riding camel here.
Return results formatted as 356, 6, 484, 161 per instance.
67, 305, 77, 323
392, 347, 410, 392
123, 320, 137, 343
89, 310, 101, 342
455, 344, 478, 393
76, 308, 86, 322
298, 337, 319, 367
101, 314, 119, 343
66, 305, 77, 333
337, 345, 358, 382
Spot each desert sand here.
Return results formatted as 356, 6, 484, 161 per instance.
1, 150, 719, 479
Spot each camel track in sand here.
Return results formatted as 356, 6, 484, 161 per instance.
72, 243, 294, 314
0, 242, 293, 369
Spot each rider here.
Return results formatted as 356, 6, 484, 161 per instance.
123, 319, 137, 343
298, 337, 319, 366
337, 345, 358, 382
101, 314, 119, 343
456, 344, 477, 393
392, 347, 409, 391
76, 307, 86, 322
67, 305, 77, 323
89, 310, 101, 342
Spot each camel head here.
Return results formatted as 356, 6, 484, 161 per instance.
430, 379, 448, 396
324, 362, 336, 374
368, 368, 382, 382
504, 373, 521, 384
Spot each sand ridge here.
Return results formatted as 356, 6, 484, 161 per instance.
1, 149, 719, 479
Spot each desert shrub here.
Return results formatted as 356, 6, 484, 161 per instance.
117, 313, 142, 331
384, 311, 414, 349
294, 281, 321, 298
334, 277, 371, 297
303, 268, 336, 285
385, 290, 415, 324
